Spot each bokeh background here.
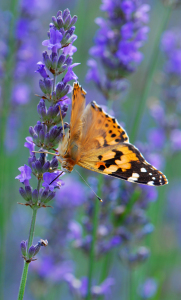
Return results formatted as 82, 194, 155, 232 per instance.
0, 0, 181, 299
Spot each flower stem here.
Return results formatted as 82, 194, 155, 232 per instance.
86, 175, 103, 300
130, 5, 172, 143
17, 208, 38, 300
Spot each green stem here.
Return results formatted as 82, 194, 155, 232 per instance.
86, 175, 103, 300
130, 5, 172, 143
17, 208, 38, 300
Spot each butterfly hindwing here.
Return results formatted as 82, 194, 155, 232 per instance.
78, 143, 168, 186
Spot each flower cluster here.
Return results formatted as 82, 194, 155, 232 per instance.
87, 0, 150, 100
147, 29, 181, 155
69, 177, 156, 267
4, 0, 54, 152
16, 8, 79, 249
30, 179, 115, 299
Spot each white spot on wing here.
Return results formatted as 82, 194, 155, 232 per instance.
132, 173, 140, 178
141, 168, 147, 172
147, 181, 154, 186
149, 173, 152, 175
128, 176, 138, 182
152, 177, 155, 180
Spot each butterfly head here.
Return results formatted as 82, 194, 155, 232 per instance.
58, 158, 75, 173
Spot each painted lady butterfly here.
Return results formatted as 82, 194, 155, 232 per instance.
58, 83, 168, 186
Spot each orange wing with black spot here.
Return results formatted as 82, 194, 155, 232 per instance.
76, 100, 168, 186
60, 83, 168, 186
77, 143, 168, 185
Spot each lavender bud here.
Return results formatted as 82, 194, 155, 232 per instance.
46, 106, 54, 120
33, 243, 41, 256
20, 241, 27, 256
62, 8, 70, 21
50, 157, 59, 169
58, 55, 66, 68
39, 152, 46, 166
35, 160, 43, 173
66, 27, 75, 36
42, 51, 52, 69
29, 127, 38, 139
49, 126, 58, 142
40, 189, 49, 202
63, 33, 70, 44
57, 84, 70, 99
25, 186, 32, 200
44, 191, 56, 203
44, 132, 50, 145
42, 161, 50, 172
37, 100, 47, 118
35, 123, 42, 134
68, 34, 77, 44
70, 15, 78, 27
44, 78, 53, 94
56, 82, 65, 99
65, 56, 73, 66
39, 129, 45, 143
39, 79, 47, 94
50, 53, 58, 69
52, 16, 58, 26
28, 245, 36, 258
57, 10, 62, 17
19, 187, 28, 201
32, 189, 38, 203
64, 14, 71, 29
57, 16, 64, 28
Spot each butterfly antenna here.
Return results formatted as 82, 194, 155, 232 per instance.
75, 169, 103, 202
59, 105, 65, 137
32, 151, 59, 156
49, 171, 64, 185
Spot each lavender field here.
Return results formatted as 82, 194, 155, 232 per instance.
0, 0, 181, 299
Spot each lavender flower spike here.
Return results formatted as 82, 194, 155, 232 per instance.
87, 0, 150, 100
17, 8, 79, 299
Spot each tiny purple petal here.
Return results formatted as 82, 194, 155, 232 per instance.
63, 44, 77, 56
63, 63, 80, 83
15, 165, 32, 183
42, 171, 64, 191
24, 137, 35, 156
42, 27, 63, 52
36, 62, 49, 78
13, 84, 30, 105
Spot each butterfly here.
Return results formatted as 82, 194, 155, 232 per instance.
58, 82, 168, 186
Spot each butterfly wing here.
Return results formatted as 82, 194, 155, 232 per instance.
79, 100, 129, 153
69, 82, 86, 143
77, 101, 168, 186
77, 143, 168, 186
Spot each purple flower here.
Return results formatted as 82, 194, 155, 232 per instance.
24, 137, 35, 156
42, 171, 64, 191
139, 278, 157, 299
63, 44, 77, 56
148, 128, 165, 150
86, 59, 100, 85
55, 178, 85, 207
42, 27, 63, 53
170, 129, 181, 151
15, 165, 32, 186
36, 62, 49, 78
87, 0, 150, 99
117, 40, 143, 65
13, 84, 30, 105
63, 63, 80, 83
